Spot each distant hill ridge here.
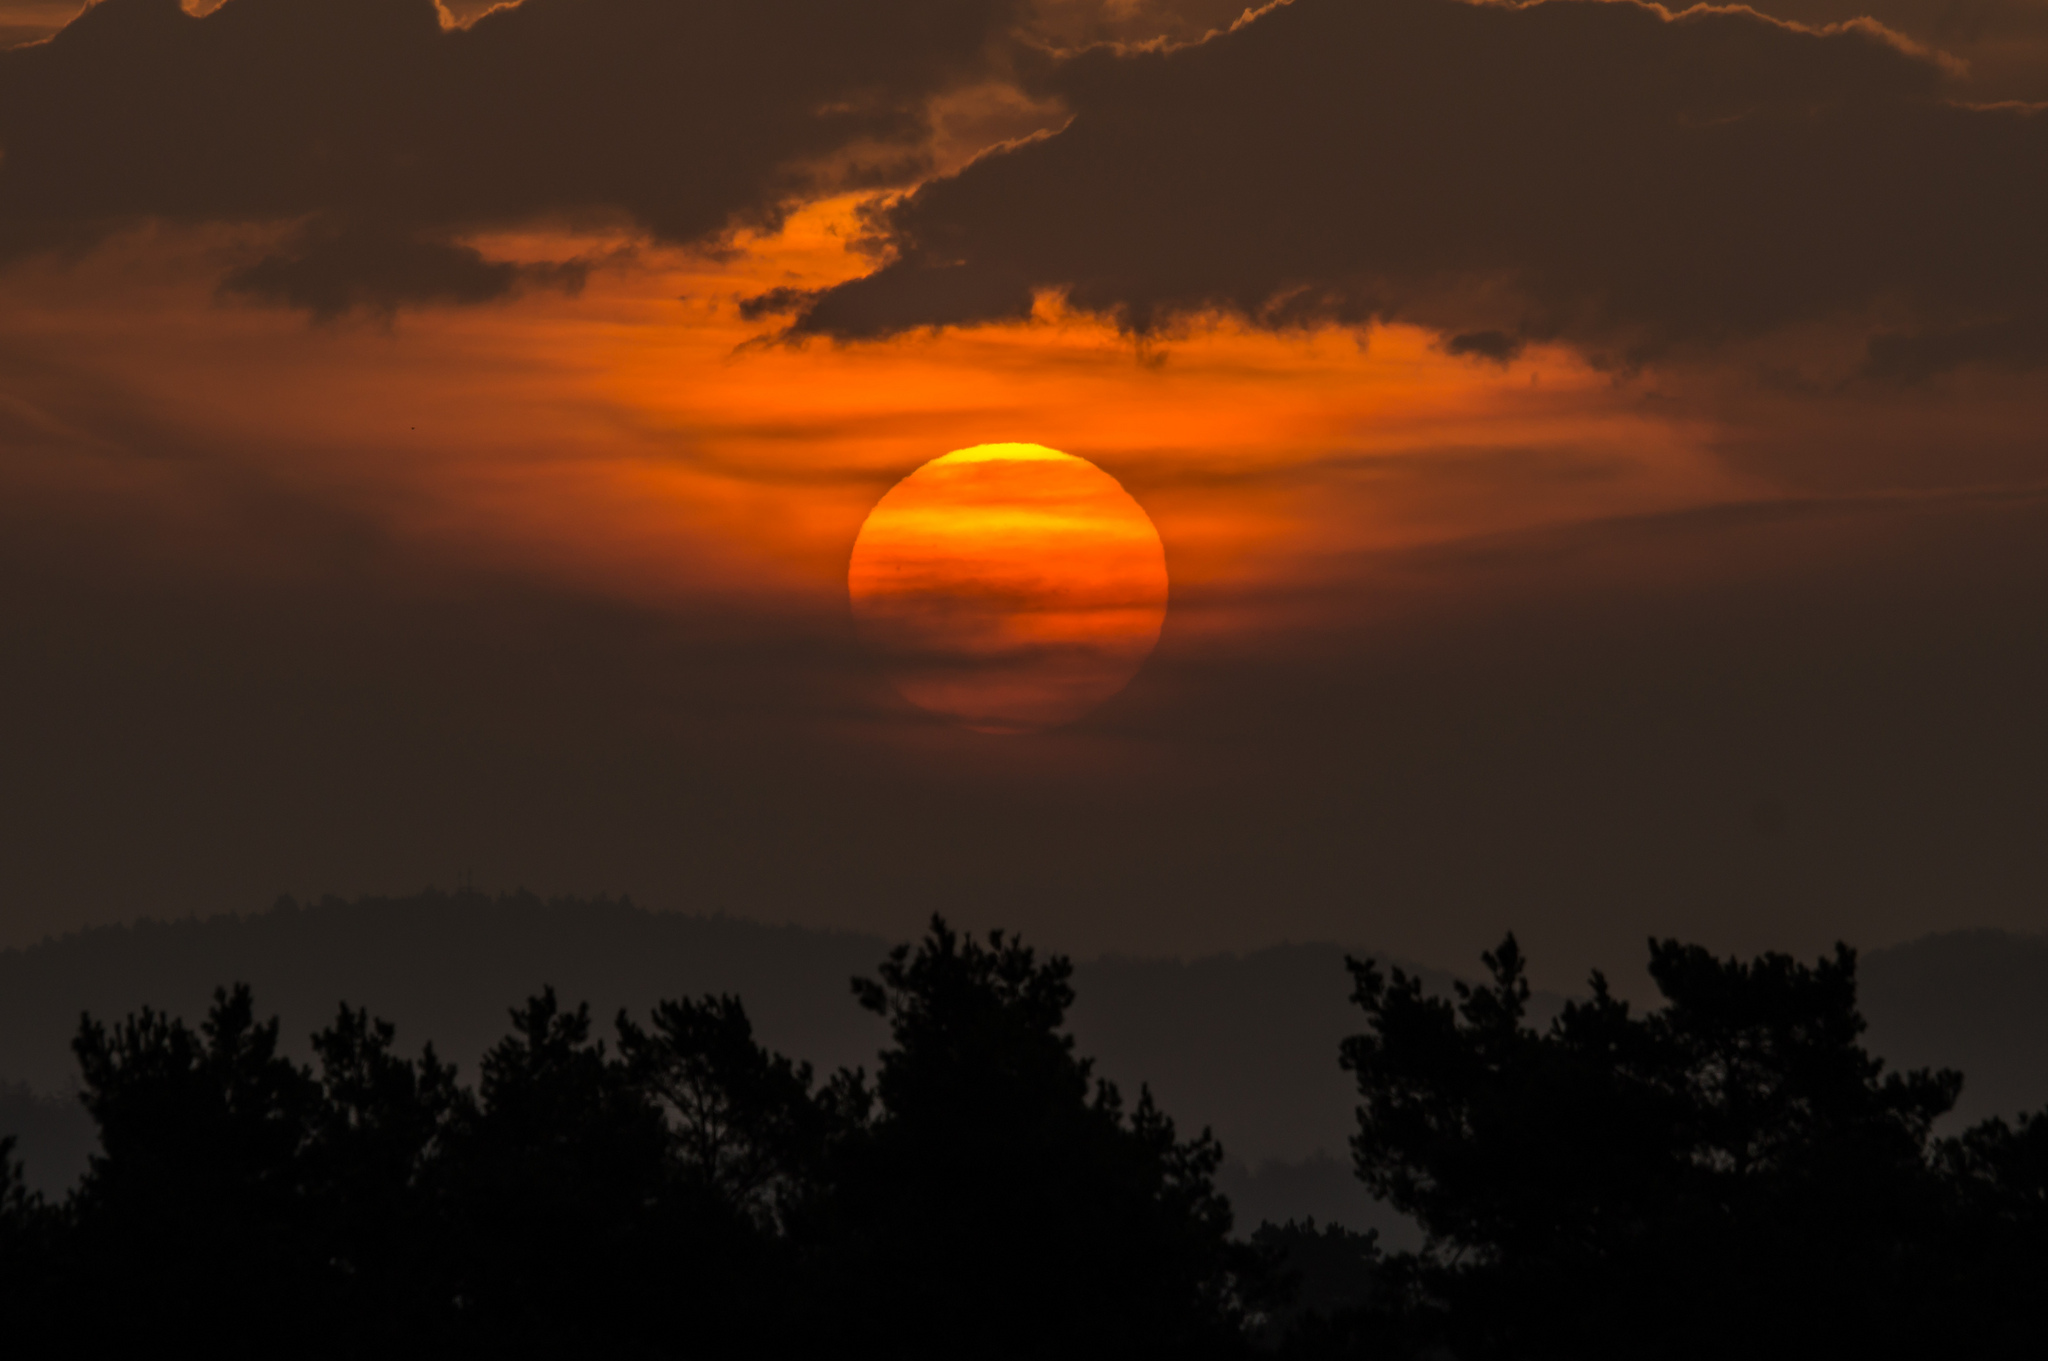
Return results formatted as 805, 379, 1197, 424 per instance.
0, 891, 1438, 1159
0, 892, 892, 1093
1858, 926, 2048, 1127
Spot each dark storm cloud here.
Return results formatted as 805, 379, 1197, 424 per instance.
0, 0, 1022, 314
794, 0, 2048, 376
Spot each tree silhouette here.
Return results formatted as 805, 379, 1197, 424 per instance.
810, 916, 1262, 1358
0, 1134, 45, 1291
616, 992, 841, 1226
1937, 1106, 2048, 1353
436, 987, 785, 1353
1247, 1218, 1381, 1349
14, 917, 2046, 1356
299, 1003, 469, 1340
59, 985, 330, 1344
1337, 935, 2042, 1360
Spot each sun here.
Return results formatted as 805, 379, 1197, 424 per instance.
848, 443, 1169, 734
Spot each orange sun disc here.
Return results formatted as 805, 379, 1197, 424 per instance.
848, 443, 1169, 734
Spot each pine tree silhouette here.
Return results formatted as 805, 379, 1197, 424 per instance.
1336, 935, 2045, 1360
807, 916, 1263, 1358
14, 919, 2046, 1358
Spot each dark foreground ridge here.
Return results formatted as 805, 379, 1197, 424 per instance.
3, 918, 2044, 1358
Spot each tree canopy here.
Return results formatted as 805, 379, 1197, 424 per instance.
1333, 935, 2048, 1360
0, 917, 1257, 1358
2, 920, 2043, 1357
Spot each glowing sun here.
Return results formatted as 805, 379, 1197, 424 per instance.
848, 443, 1169, 734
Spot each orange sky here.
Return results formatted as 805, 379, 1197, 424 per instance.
7, 0, 2048, 974
0, 196, 1753, 657
0, 192, 1817, 971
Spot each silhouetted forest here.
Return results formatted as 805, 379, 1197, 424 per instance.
0, 891, 1509, 1235
3, 918, 2044, 1357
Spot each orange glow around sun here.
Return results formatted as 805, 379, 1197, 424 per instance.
0, 194, 1762, 751
848, 443, 1169, 734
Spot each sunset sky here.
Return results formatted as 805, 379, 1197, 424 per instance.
3, 0, 2047, 989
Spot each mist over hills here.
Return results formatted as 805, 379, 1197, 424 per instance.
3, 892, 2043, 1239
1859, 929, 2048, 1127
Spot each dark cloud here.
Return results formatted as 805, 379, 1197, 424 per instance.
793, 0, 2048, 377
1860, 314, 2048, 380
1749, 0, 2048, 101
0, 0, 1022, 315
1025, 0, 1256, 47
799, 260, 1037, 334
1443, 329, 1524, 363
218, 220, 594, 319
737, 284, 824, 322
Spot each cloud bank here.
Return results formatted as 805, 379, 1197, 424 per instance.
793, 0, 2048, 377
0, 0, 1022, 312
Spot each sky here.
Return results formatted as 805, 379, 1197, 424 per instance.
2, 0, 2047, 992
